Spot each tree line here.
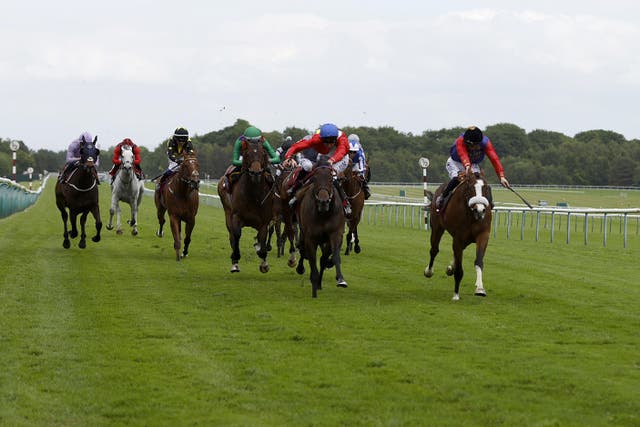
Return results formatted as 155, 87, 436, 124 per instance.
2, 119, 639, 186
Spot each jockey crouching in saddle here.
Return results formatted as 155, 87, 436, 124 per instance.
156, 127, 195, 189
282, 123, 352, 216
347, 133, 371, 200
436, 126, 510, 212
223, 126, 280, 193
59, 131, 100, 183
108, 137, 144, 183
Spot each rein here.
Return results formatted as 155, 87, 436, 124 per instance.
65, 167, 98, 192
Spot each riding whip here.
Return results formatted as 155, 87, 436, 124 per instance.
507, 186, 533, 209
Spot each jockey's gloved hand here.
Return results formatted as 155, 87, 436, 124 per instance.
500, 176, 510, 188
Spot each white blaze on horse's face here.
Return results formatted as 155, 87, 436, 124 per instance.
467, 179, 490, 215
121, 149, 134, 169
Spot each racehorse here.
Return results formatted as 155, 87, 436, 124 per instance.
217, 139, 275, 273
342, 161, 366, 255
106, 146, 144, 236
155, 152, 200, 261
295, 156, 347, 298
269, 164, 298, 267
424, 169, 492, 300
55, 136, 102, 249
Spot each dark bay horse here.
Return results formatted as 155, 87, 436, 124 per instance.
155, 152, 200, 261
217, 139, 275, 273
295, 156, 347, 298
342, 161, 366, 255
424, 170, 492, 300
55, 137, 102, 249
269, 164, 298, 267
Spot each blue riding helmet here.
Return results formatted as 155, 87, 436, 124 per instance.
319, 123, 339, 138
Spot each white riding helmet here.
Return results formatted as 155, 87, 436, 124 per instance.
348, 134, 360, 143
349, 140, 361, 152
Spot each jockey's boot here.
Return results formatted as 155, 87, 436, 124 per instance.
287, 169, 307, 208
334, 178, 352, 216
436, 177, 459, 211
362, 180, 371, 200
135, 165, 144, 179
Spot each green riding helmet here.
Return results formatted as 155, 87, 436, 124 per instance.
244, 126, 262, 142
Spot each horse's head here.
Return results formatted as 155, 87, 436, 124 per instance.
311, 156, 335, 213
464, 170, 491, 221
120, 145, 134, 170
178, 152, 200, 190
242, 140, 268, 183
79, 136, 100, 169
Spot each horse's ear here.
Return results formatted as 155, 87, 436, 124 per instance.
93, 136, 98, 144
81, 135, 86, 144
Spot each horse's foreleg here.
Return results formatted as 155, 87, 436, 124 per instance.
78, 212, 89, 249
473, 233, 490, 297
69, 212, 79, 239
170, 215, 182, 261
451, 240, 465, 301
330, 233, 347, 288
59, 207, 71, 249
107, 195, 116, 231
353, 226, 361, 254
256, 225, 270, 273
91, 205, 102, 243
306, 244, 320, 298
130, 199, 139, 236
424, 225, 445, 278
229, 223, 242, 272
182, 218, 195, 258
156, 204, 166, 237
344, 229, 353, 255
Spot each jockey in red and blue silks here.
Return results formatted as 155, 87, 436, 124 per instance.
347, 134, 371, 199
436, 126, 510, 210
282, 123, 352, 216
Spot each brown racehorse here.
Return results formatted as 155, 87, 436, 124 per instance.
342, 161, 366, 255
55, 137, 102, 249
424, 170, 492, 300
295, 156, 347, 298
269, 164, 298, 267
155, 152, 200, 261
217, 139, 275, 273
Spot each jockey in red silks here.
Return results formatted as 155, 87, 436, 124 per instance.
109, 138, 143, 181
282, 123, 352, 216
436, 126, 510, 211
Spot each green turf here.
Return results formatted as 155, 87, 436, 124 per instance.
0, 182, 638, 426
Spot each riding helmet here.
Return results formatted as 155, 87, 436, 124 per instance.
173, 127, 189, 141
244, 126, 262, 141
319, 123, 339, 138
463, 126, 483, 144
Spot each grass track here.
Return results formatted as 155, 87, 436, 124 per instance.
0, 182, 638, 426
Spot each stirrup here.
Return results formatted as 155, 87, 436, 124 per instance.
288, 196, 297, 208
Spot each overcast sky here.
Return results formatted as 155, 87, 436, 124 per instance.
2, 0, 639, 152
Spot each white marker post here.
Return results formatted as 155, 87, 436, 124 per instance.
9, 140, 20, 182
419, 157, 430, 230
27, 167, 34, 190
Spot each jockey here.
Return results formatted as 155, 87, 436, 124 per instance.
276, 136, 294, 163
347, 134, 371, 200
59, 131, 99, 182
108, 137, 143, 182
282, 123, 352, 216
226, 126, 280, 189
436, 126, 510, 211
157, 127, 194, 187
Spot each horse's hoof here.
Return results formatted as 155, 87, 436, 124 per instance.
446, 266, 454, 276
259, 264, 269, 273
79, 240, 86, 249
131, 229, 138, 236
70, 231, 78, 239
287, 258, 297, 268
231, 264, 240, 273
424, 267, 433, 278
337, 280, 348, 288
156, 231, 163, 237
354, 247, 361, 254
452, 294, 460, 301
116, 229, 123, 235
63, 240, 70, 249
296, 265, 305, 275
475, 288, 487, 297
106, 224, 113, 231
92, 236, 100, 243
